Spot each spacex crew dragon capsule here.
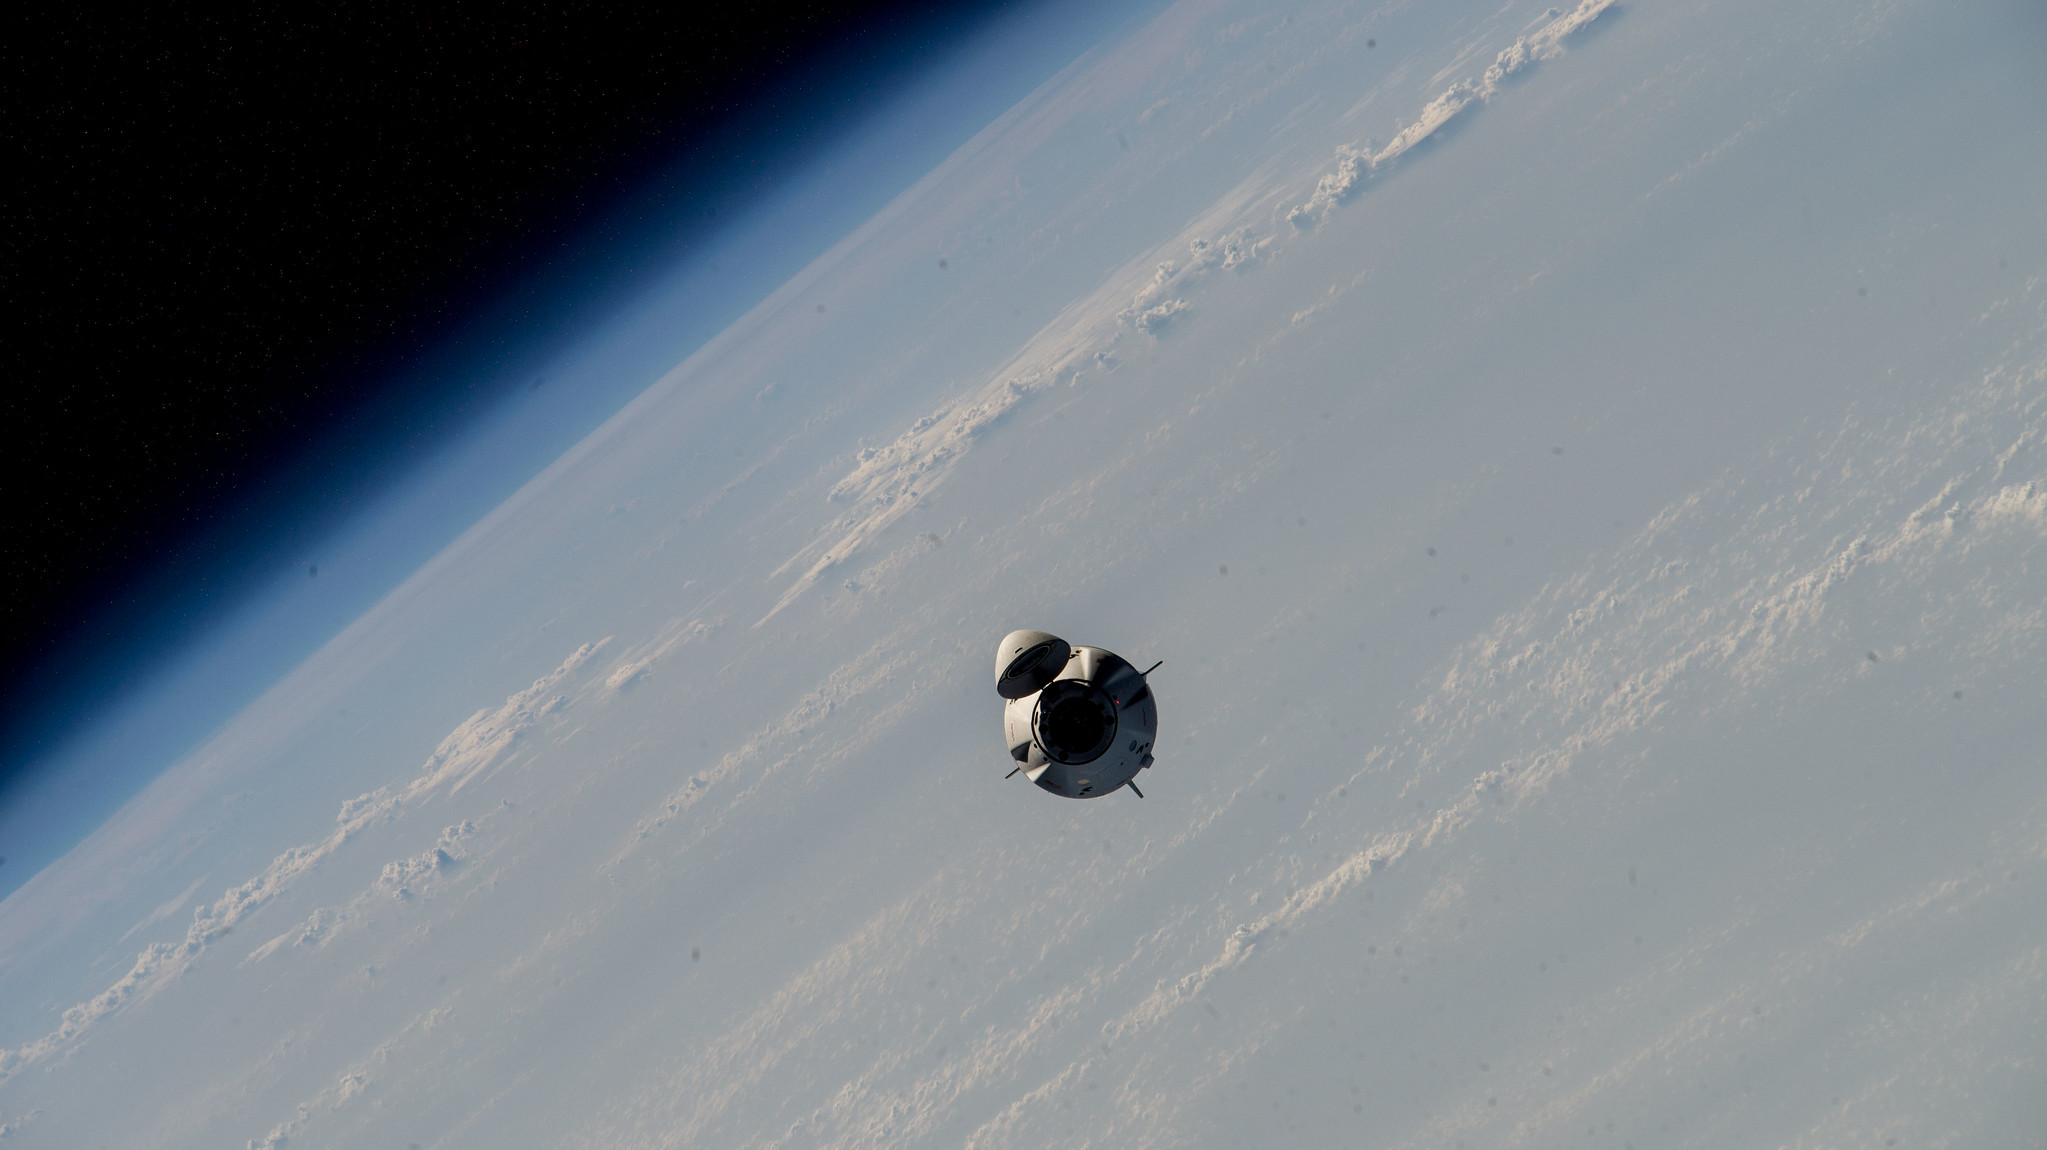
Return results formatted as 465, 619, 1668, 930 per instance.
995, 629, 1159, 799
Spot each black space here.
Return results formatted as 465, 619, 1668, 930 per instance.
0, 0, 998, 763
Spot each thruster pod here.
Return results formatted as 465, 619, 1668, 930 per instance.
995, 629, 1158, 799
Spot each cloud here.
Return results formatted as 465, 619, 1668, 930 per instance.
0, 643, 604, 1088
115, 872, 210, 945
1287, 0, 1620, 227
1185, 229, 1272, 273
1286, 145, 1375, 229
245, 1005, 453, 1150
1482, 0, 1619, 97
759, 3, 1624, 623
1122, 297, 1190, 334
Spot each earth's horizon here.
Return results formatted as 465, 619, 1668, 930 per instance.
4, 0, 2045, 1145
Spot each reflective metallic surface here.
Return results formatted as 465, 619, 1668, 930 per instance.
995, 630, 1157, 798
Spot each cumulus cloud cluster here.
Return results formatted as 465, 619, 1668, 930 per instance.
1287, 0, 1619, 228
0, 644, 603, 1087
1118, 260, 1192, 333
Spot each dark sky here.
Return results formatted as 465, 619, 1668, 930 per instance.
0, 0, 1013, 778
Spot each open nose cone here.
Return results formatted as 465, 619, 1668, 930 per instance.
995, 629, 1070, 699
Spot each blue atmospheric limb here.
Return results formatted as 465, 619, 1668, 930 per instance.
0, 0, 1148, 903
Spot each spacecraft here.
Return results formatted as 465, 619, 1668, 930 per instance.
995, 629, 1158, 799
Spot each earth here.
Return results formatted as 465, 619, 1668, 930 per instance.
3, 0, 2046, 1146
